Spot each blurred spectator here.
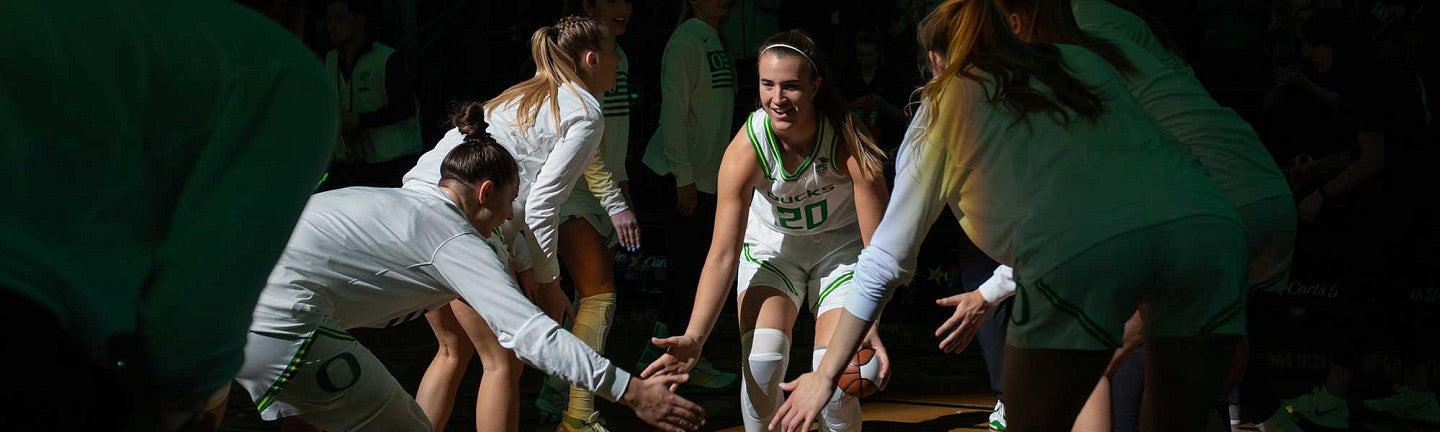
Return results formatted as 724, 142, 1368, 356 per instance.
322, 0, 423, 190
837, 27, 910, 150
1268, 8, 1438, 428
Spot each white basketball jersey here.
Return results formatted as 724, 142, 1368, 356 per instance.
744, 109, 857, 236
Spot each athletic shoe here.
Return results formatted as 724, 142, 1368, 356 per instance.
1258, 406, 1306, 432
1230, 403, 1242, 426
535, 376, 567, 423
556, 411, 610, 432
988, 400, 1007, 430
678, 356, 740, 394
1362, 386, 1440, 424
1282, 387, 1349, 429
634, 321, 669, 371
635, 322, 739, 393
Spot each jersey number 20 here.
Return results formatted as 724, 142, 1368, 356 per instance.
777, 200, 829, 230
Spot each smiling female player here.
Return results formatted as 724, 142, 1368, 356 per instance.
642, 29, 892, 432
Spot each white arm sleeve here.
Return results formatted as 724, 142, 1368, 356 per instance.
432, 235, 631, 401
583, 138, 629, 215
846, 104, 959, 321
525, 89, 605, 283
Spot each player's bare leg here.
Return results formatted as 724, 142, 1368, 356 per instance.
417, 303, 477, 431
1003, 346, 1110, 431
461, 301, 525, 432
1141, 335, 1242, 431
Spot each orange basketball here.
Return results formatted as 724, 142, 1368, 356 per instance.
836, 346, 881, 398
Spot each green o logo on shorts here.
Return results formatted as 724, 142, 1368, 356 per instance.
317, 353, 362, 393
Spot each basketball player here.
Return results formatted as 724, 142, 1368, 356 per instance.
773, 0, 1248, 430
406, 15, 638, 432
409, 104, 560, 432
534, 1, 644, 430
950, 1, 1297, 429
642, 30, 892, 432
234, 137, 703, 432
1, 1, 337, 429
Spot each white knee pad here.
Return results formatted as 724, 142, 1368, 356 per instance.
741, 328, 790, 432
813, 347, 861, 432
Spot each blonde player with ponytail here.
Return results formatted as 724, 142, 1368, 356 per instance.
406, 16, 639, 432
533, 1, 644, 429
643, 29, 892, 432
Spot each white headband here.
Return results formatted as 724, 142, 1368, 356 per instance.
761, 43, 817, 70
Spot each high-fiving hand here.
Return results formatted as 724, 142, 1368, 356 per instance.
619, 374, 707, 432
641, 334, 703, 391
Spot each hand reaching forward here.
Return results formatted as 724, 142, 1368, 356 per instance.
618, 374, 707, 432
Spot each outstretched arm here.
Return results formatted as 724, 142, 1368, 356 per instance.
772, 104, 956, 432
643, 129, 760, 378
435, 235, 704, 431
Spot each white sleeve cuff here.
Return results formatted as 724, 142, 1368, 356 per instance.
596, 365, 633, 402
978, 265, 1016, 304
843, 246, 907, 321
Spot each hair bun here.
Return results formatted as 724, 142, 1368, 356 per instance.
451, 101, 487, 137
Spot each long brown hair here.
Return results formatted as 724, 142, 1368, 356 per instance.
916, 0, 1106, 132
999, 0, 1137, 77
756, 29, 887, 178
483, 16, 608, 133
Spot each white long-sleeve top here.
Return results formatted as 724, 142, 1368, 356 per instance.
480, 86, 623, 283
974, 36, 1294, 305
642, 18, 736, 193
1071, 0, 1188, 71
254, 185, 630, 401
845, 45, 1238, 321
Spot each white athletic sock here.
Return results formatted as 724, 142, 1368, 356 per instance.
565, 292, 616, 420
813, 346, 861, 432
741, 329, 790, 432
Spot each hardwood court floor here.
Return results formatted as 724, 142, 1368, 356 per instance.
220, 306, 1435, 432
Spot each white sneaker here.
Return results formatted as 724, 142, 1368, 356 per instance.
1363, 386, 1440, 424
1282, 387, 1349, 429
1258, 406, 1306, 432
989, 400, 1006, 431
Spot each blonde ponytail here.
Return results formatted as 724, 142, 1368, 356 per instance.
483, 16, 606, 133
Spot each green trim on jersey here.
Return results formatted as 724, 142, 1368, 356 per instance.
1032, 279, 1121, 349
763, 115, 825, 181
743, 243, 797, 295
814, 271, 853, 307
314, 326, 355, 341
255, 332, 319, 412
256, 326, 357, 412
745, 112, 774, 179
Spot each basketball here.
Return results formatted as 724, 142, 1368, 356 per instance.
837, 346, 882, 398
